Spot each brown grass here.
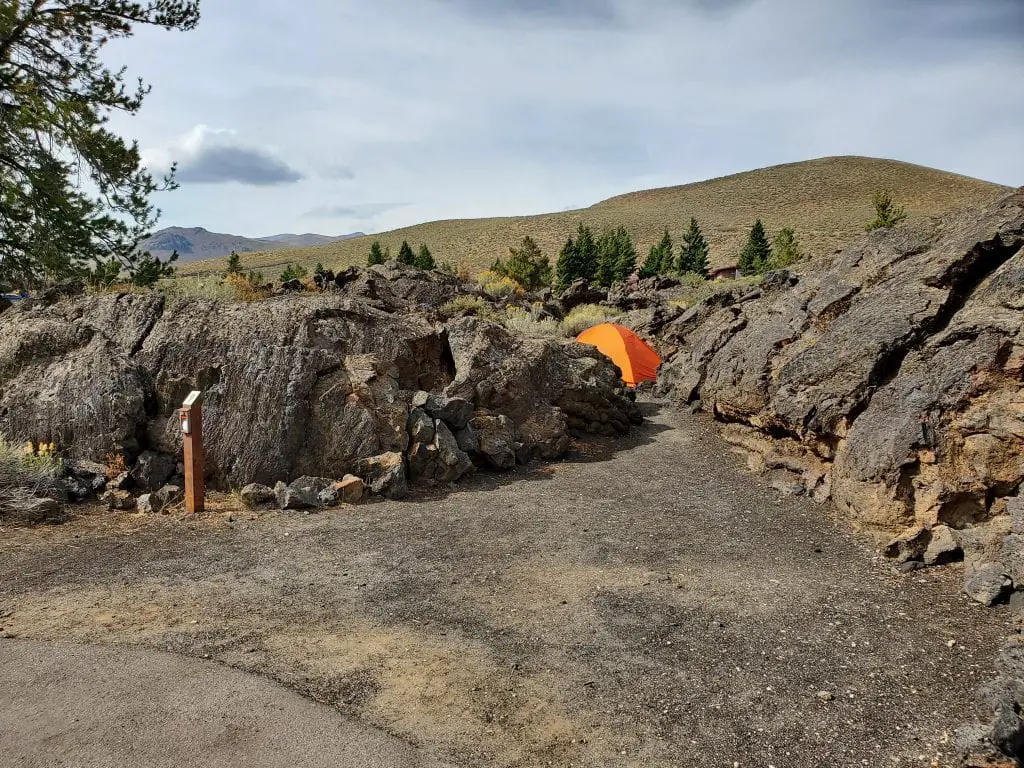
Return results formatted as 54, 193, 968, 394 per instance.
178, 156, 1010, 279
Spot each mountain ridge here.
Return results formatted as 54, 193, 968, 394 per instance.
176, 156, 1012, 277
143, 227, 364, 263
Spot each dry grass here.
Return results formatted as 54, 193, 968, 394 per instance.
178, 156, 1010, 280
0, 438, 63, 518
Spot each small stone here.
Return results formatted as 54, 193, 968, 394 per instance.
239, 483, 276, 508
100, 488, 134, 511
946, 639, 956, 648
816, 691, 834, 702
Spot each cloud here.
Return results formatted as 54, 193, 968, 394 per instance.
143, 126, 304, 186
320, 164, 356, 181
302, 203, 408, 219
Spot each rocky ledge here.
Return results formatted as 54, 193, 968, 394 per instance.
635, 187, 1024, 764
0, 270, 639, 516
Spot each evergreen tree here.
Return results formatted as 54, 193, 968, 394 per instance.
575, 224, 598, 282
226, 251, 242, 275
556, 236, 581, 289
0, 1, 200, 287
493, 236, 552, 291
651, 229, 674, 275
640, 243, 662, 278
678, 218, 709, 278
770, 227, 802, 268
367, 240, 385, 266
866, 189, 908, 231
612, 226, 637, 284
415, 244, 435, 270
739, 220, 772, 275
397, 240, 416, 266
595, 229, 617, 288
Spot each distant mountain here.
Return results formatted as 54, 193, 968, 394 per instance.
141, 227, 364, 263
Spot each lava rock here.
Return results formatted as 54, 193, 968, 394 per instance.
964, 563, 1013, 606
240, 483, 276, 508
130, 450, 176, 493
924, 525, 962, 565
357, 452, 408, 499
407, 408, 435, 444
100, 489, 134, 511
471, 414, 517, 470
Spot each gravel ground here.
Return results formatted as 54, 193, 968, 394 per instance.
0, 402, 1007, 767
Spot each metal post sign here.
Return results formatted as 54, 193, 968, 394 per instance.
179, 390, 204, 515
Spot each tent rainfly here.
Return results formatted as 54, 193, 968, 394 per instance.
575, 323, 661, 387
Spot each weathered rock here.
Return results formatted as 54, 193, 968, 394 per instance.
277, 476, 333, 510
333, 475, 365, 504
67, 460, 109, 493
883, 526, 931, 563
924, 525, 962, 565
407, 441, 439, 481
559, 279, 607, 312
429, 396, 474, 431
406, 408, 435, 444
130, 450, 176, 493
152, 484, 183, 512
433, 420, 473, 483
7, 496, 62, 523
100, 489, 134, 511
964, 563, 1012, 606
357, 452, 408, 499
471, 414, 517, 470
107, 471, 130, 491
240, 483, 276, 508
454, 425, 479, 454
136, 494, 154, 514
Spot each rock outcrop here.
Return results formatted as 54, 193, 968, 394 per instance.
646, 188, 1024, 764
0, 267, 637, 505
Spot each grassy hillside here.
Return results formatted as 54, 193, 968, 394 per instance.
178, 156, 1011, 279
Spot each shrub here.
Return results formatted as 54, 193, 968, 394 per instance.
561, 303, 623, 337
224, 271, 271, 302
866, 189, 907, 231
0, 437, 63, 519
491, 236, 552, 291
476, 270, 522, 298
438, 295, 503, 324
503, 306, 561, 338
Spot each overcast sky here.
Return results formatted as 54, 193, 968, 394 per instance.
111, 0, 1024, 237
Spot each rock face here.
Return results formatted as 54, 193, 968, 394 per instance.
645, 187, 1024, 764
0, 273, 636, 497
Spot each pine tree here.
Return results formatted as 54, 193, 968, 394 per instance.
226, 251, 242, 275
679, 218, 709, 278
739, 220, 772, 275
612, 226, 637, 284
653, 229, 674, 274
397, 240, 416, 266
367, 240, 385, 266
555, 236, 581, 289
595, 229, 617, 288
416, 244, 435, 270
770, 227, 802, 268
575, 224, 598, 282
493, 236, 552, 290
0, 1, 200, 287
866, 190, 908, 231
640, 243, 662, 278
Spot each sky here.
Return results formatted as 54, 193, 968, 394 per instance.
110, 0, 1024, 238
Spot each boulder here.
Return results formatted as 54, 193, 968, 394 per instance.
471, 414, 517, 470
67, 460, 109, 494
428, 396, 474, 431
454, 425, 479, 454
357, 452, 408, 499
330, 475, 365, 505
559, 279, 608, 312
407, 441, 439, 481
923, 525, 962, 565
964, 563, 1012, 606
136, 494, 154, 514
884, 527, 931, 564
433, 420, 473, 483
152, 484, 183, 512
276, 476, 333, 510
407, 408, 435, 444
100, 489, 134, 511
240, 483, 276, 508
130, 450, 176, 493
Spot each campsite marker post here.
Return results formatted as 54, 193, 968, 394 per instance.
179, 390, 205, 515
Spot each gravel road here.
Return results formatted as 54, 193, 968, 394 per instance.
0, 402, 1006, 767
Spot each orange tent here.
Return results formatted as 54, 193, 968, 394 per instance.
576, 323, 661, 387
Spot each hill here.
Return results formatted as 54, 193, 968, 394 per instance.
143, 227, 364, 264
177, 157, 1012, 277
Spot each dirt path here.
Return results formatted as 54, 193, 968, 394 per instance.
0, 403, 1007, 767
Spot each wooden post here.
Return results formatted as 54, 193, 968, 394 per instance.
179, 390, 204, 515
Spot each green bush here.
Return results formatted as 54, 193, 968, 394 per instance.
561, 303, 622, 337
438, 295, 503, 323
503, 306, 561, 338
280, 263, 308, 283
